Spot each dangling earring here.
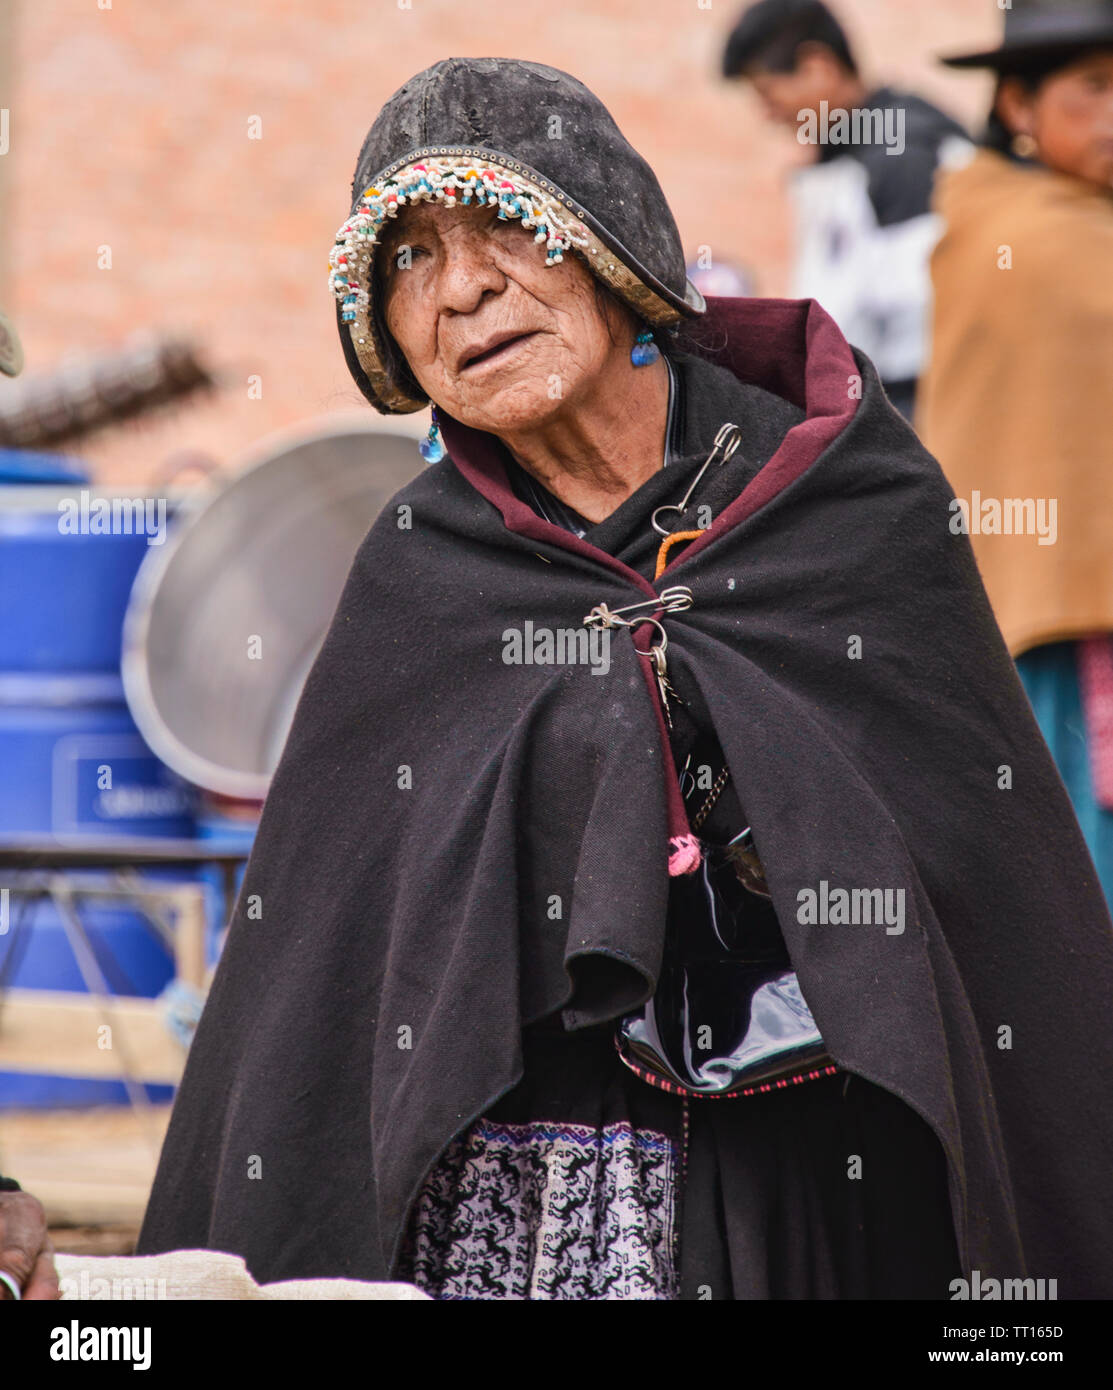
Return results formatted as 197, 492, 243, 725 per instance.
420, 406, 445, 463
632, 328, 660, 367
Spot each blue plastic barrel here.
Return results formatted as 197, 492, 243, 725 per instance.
0, 480, 193, 1107
0, 509, 158, 673
0, 450, 89, 486
0, 675, 195, 837
0, 491, 197, 837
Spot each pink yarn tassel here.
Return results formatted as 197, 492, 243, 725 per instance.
668, 833, 702, 877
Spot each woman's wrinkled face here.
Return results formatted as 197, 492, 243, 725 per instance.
377, 200, 634, 433
998, 51, 1113, 188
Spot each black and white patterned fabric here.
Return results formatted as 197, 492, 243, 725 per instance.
399, 1117, 679, 1300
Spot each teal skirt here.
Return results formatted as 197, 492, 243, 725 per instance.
1015, 639, 1113, 914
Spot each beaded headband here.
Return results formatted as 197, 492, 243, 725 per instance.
328, 149, 685, 413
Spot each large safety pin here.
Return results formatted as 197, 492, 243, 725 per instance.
582, 585, 693, 632
650, 422, 742, 538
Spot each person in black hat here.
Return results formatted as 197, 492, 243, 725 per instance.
939, 0, 1113, 185
131, 57, 1113, 1302
919, 1, 1113, 913
722, 0, 971, 421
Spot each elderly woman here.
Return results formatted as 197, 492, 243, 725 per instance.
134, 57, 1113, 1301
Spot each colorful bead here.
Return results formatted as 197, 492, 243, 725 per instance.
327, 154, 591, 322
631, 328, 660, 367
419, 416, 445, 464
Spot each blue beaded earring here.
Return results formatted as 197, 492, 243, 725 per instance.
632, 328, 660, 367
420, 407, 445, 464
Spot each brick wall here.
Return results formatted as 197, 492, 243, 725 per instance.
0, 0, 1000, 484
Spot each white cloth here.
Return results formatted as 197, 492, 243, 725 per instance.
54, 1249, 429, 1300
788, 134, 972, 383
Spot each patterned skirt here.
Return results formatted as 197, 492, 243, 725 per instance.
395, 1017, 962, 1301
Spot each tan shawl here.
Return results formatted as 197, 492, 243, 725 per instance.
916, 148, 1113, 657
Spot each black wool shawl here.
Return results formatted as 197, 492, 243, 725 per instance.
138, 296, 1113, 1297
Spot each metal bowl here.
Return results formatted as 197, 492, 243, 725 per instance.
122, 420, 423, 799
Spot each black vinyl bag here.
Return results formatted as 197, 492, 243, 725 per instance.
616, 824, 834, 1096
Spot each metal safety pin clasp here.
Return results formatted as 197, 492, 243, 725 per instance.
651, 422, 743, 537
582, 585, 694, 632
582, 587, 692, 730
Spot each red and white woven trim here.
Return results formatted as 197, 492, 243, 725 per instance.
615, 1037, 839, 1101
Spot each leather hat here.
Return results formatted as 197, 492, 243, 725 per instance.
329, 57, 705, 414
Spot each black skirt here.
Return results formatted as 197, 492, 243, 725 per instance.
396, 1017, 962, 1300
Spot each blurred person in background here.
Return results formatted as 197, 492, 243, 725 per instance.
722, 0, 971, 420
917, 0, 1113, 912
